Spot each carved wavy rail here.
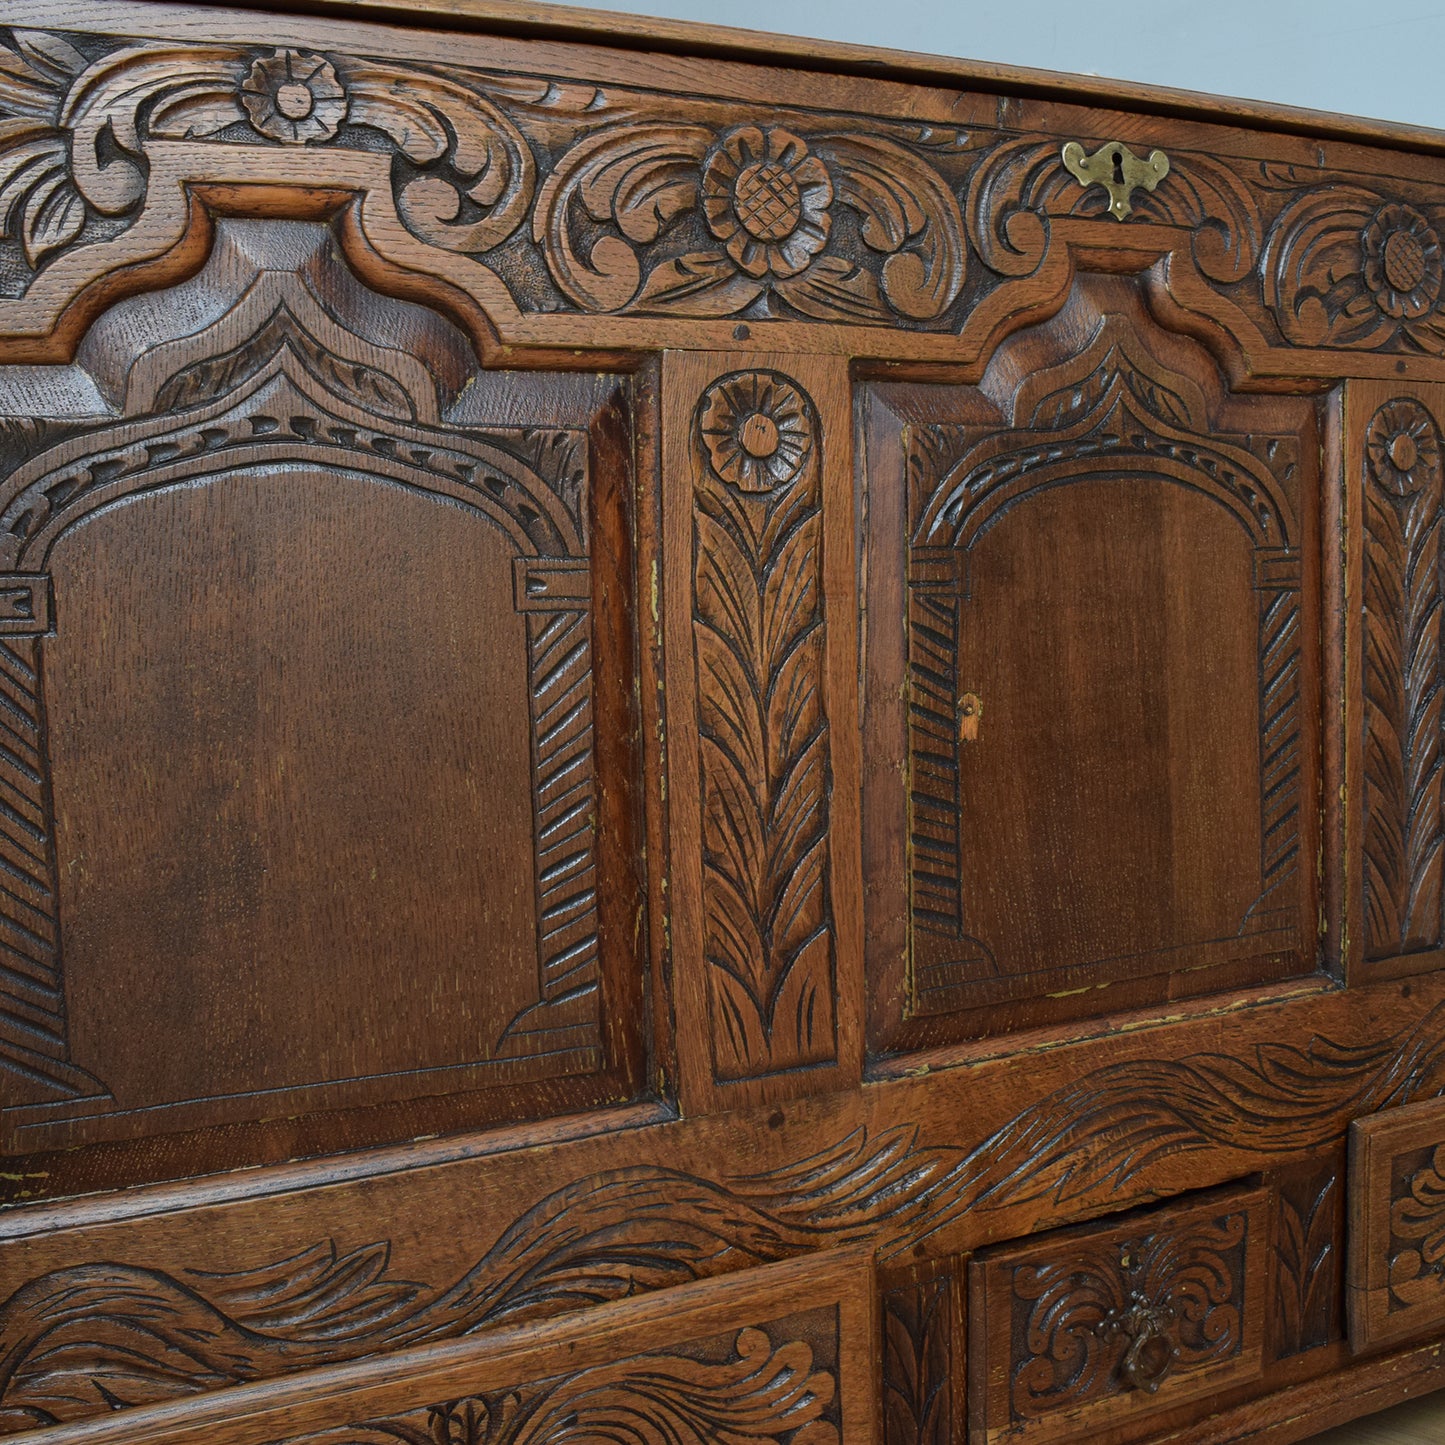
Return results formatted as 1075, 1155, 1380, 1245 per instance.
4, 1009, 1445, 1432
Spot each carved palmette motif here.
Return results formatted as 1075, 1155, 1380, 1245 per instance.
882, 1273, 954, 1445
1272, 1166, 1341, 1358
3, 1011, 1444, 1432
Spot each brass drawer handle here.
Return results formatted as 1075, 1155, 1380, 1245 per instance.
1061, 140, 1170, 220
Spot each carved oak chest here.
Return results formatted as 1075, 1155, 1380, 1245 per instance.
2, 2, 1445, 1442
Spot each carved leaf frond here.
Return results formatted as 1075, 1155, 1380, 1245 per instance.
344, 63, 536, 253
882, 1279, 951, 1445
1363, 401, 1445, 959
817, 132, 965, 320
534, 124, 714, 311
0, 133, 80, 266
0, 31, 83, 120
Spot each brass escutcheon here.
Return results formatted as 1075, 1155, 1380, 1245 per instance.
1061, 140, 1170, 221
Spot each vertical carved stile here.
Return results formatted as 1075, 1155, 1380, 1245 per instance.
1273, 1167, 1340, 1358
1363, 398, 1445, 961
883, 1274, 953, 1445
692, 370, 836, 1081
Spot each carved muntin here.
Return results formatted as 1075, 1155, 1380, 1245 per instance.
1271, 1157, 1345, 1360
880, 1259, 962, 1445
1358, 382, 1445, 974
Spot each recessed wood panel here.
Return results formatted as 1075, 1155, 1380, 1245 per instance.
862, 277, 1322, 1053
0, 219, 647, 1162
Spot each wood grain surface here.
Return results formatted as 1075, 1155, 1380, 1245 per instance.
1, 2, 1444, 1442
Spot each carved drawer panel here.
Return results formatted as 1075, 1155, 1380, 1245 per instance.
967, 1185, 1269, 1445
1, 1247, 874, 1445
1349, 1094, 1445, 1352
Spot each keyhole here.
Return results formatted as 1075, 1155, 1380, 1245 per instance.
1111, 148, 1125, 184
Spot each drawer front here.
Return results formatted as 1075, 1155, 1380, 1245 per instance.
1350, 1095, 1445, 1352
6, 1249, 874, 1445
968, 1187, 1269, 1445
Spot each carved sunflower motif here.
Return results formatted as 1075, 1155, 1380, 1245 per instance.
701, 126, 833, 280
698, 371, 814, 493
1366, 397, 1442, 497
1361, 203, 1444, 321
240, 50, 347, 145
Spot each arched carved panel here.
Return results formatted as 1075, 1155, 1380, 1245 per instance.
862, 277, 1321, 1053
0, 217, 645, 1160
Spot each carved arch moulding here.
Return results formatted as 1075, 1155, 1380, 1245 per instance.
6, 23, 1445, 374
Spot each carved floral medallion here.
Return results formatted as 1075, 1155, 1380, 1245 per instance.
1366, 397, 1443, 497
701, 126, 832, 280
697, 370, 814, 493
239, 49, 347, 144
1361, 204, 1444, 322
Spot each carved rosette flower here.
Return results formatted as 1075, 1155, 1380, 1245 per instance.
701, 126, 832, 280
698, 372, 813, 493
240, 50, 347, 145
1361, 204, 1444, 321
1366, 398, 1443, 498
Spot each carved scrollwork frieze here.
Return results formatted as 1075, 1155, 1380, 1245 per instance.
274, 1319, 843, 1445
8, 23, 1445, 361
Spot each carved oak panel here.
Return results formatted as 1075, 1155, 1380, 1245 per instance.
968, 1186, 1268, 1444
862, 276, 1322, 1050
0, 1249, 874, 1445
1349, 1093, 1445, 1352
0, 217, 646, 1160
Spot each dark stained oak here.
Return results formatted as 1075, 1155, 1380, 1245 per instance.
2, 3, 1445, 1444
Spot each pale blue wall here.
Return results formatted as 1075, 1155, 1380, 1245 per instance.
552, 0, 1445, 131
